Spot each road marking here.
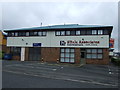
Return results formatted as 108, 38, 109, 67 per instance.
3, 70, 118, 87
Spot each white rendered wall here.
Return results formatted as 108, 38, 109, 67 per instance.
7, 31, 109, 48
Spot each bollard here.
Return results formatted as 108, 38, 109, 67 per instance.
57, 59, 59, 63
41, 58, 44, 62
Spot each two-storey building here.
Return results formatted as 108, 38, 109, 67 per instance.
4, 24, 113, 64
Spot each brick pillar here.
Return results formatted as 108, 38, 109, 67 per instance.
75, 48, 80, 64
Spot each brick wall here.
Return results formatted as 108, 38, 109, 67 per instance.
41, 47, 60, 62
75, 48, 80, 64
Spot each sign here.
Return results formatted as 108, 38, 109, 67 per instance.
33, 43, 41, 47
60, 40, 100, 46
109, 38, 114, 48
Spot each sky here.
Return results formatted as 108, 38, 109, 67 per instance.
0, 1, 119, 51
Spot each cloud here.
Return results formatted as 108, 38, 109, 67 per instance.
2, 2, 118, 51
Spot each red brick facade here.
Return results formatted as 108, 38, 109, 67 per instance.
7, 47, 109, 65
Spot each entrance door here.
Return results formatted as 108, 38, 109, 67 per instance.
80, 49, 86, 65
29, 47, 41, 61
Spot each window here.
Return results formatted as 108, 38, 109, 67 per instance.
10, 47, 21, 56
98, 30, 103, 35
29, 32, 34, 36
18, 32, 26, 36
61, 31, 65, 35
60, 48, 75, 63
66, 31, 70, 35
70, 31, 76, 35
56, 31, 60, 36
103, 30, 109, 35
38, 31, 42, 36
86, 49, 103, 59
8, 32, 12, 36
81, 30, 86, 35
42, 31, 46, 36
26, 32, 29, 36
92, 30, 97, 35
15, 32, 18, 36
34, 31, 38, 36
76, 31, 80, 35
86, 30, 92, 35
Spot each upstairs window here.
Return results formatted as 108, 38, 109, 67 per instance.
34, 31, 38, 36
81, 30, 86, 35
61, 31, 65, 36
42, 31, 46, 36
29, 32, 34, 36
38, 31, 46, 36
98, 30, 103, 35
26, 32, 29, 36
70, 31, 76, 35
92, 30, 97, 35
76, 31, 80, 35
86, 30, 92, 35
15, 32, 18, 36
66, 31, 70, 35
56, 31, 60, 36
103, 30, 109, 35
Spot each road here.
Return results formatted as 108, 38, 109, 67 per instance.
2, 60, 119, 88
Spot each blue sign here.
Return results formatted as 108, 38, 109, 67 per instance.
33, 43, 41, 47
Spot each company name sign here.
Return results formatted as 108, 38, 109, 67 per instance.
60, 40, 100, 46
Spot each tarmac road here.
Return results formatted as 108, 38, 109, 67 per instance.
2, 60, 119, 88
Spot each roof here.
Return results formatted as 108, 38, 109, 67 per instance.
3, 24, 113, 31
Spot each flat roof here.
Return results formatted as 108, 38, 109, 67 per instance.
4, 24, 113, 31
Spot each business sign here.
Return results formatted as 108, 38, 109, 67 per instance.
33, 43, 41, 47
109, 38, 114, 48
60, 40, 100, 46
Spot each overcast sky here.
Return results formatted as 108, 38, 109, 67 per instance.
1, 2, 118, 51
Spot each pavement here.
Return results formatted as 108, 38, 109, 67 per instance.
2, 60, 119, 88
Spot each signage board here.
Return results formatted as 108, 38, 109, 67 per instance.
33, 43, 41, 47
109, 38, 114, 48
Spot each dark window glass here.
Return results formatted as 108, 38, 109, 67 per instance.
70, 31, 76, 35
8, 32, 12, 36
66, 31, 70, 35
103, 30, 109, 35
81, 30, 86, 35
34, 31, 38, 36
86, 30, 92, 35
18, 32, 26, 36
10, 47, 21, 56
29, 32, 34, 36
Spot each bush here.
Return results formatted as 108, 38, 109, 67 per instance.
111, 57, 120, 66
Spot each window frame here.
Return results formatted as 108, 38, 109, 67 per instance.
60, 48, 75, 63
86, 49, 103, 59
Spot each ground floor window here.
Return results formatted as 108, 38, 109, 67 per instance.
10, 47, 21, 56
86, 49, 103, 59
60, 48, 75, 63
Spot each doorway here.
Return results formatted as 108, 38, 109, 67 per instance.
28, 47, 41, 61
80, 49, 86, 65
